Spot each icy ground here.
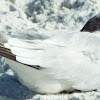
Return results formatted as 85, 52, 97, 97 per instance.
0, 0, 100, 100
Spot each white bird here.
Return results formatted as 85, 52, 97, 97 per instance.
3, 30, 100, 94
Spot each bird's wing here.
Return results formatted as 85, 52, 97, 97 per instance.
4, 31, 100, 91
4, 38, 64, 67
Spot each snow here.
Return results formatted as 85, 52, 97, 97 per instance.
24, 0, 100, 30
0, 0, 100, 99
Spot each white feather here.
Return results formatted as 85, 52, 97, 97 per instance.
4, 31, 100, 93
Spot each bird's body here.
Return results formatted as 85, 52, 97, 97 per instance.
3, 30, 100, 93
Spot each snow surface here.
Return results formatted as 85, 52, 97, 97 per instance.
24, 0, 100, 30
0, 0, 100, 99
